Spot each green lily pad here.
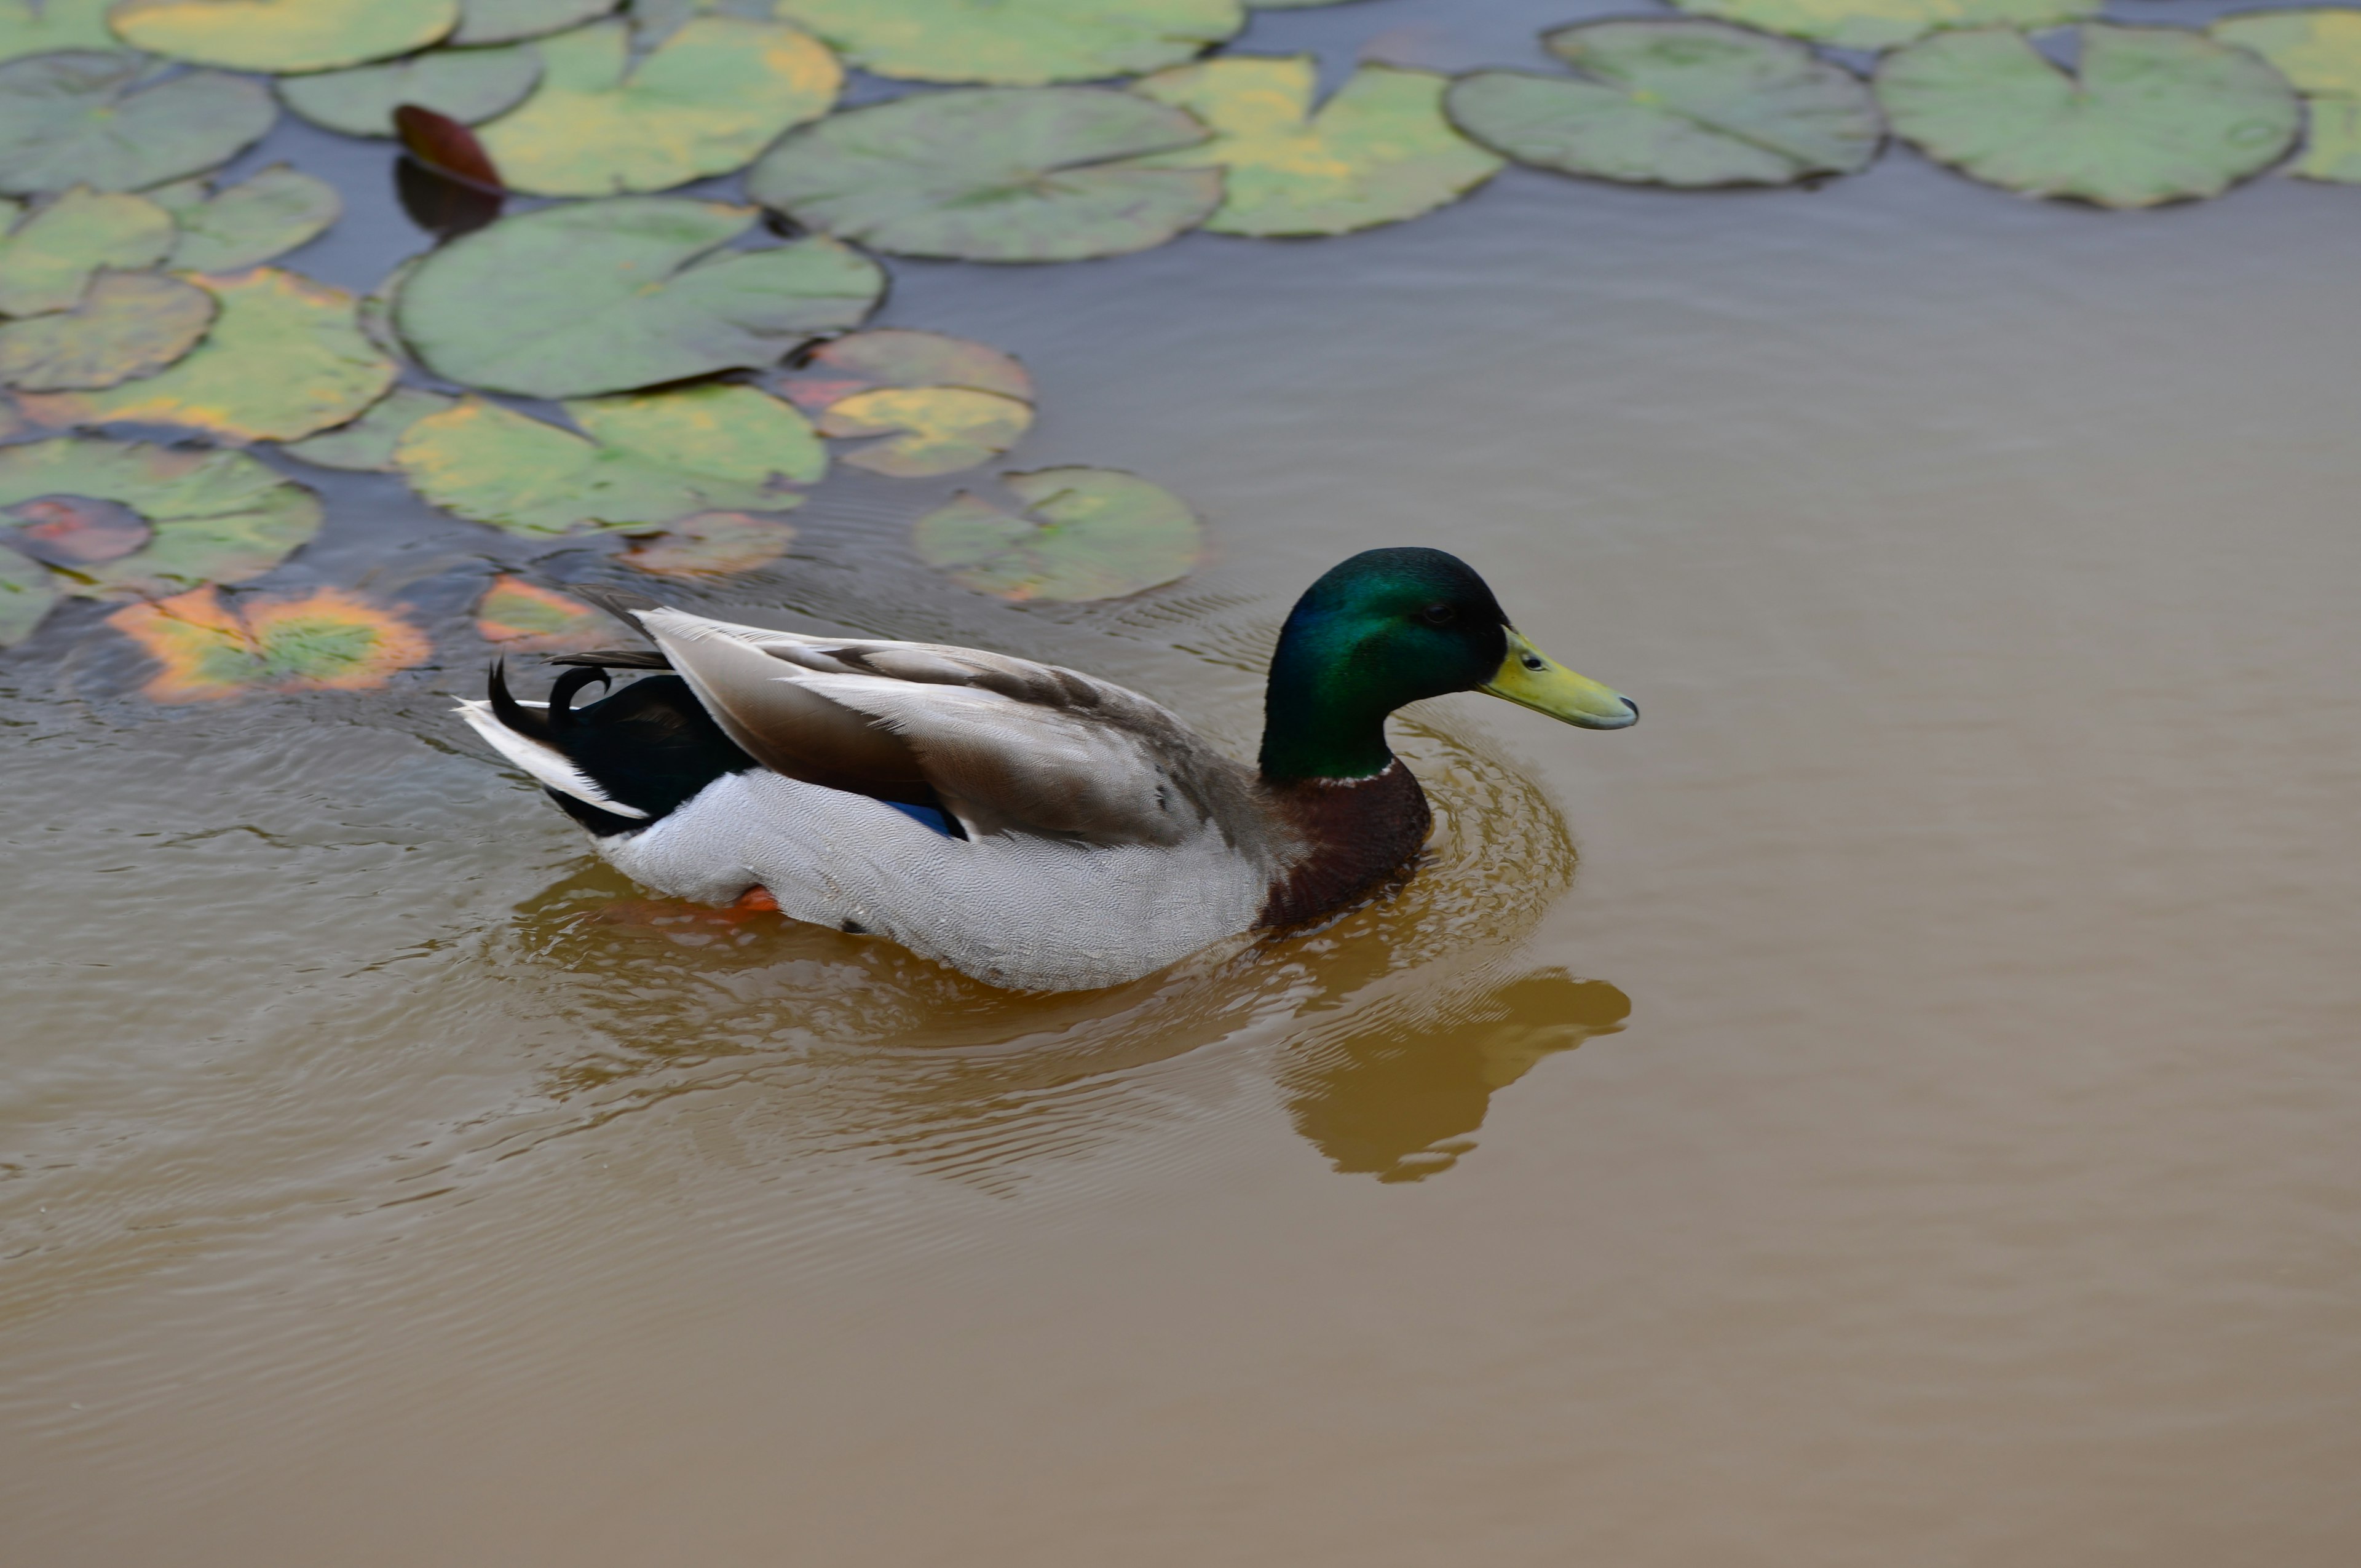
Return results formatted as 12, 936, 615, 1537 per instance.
1132, 58, 1503, 236
475, 573, 611, 649
475, 17, 838, 196
277, 42, 541, 137
2211, 11, 2361, 183
0, 0, 120, 63
912, 467, 1202, 601
622, 509, 796, 575
0, 271, 215, 390
0, 186, 175, 315
109, 584, 429, 702
395, 384, 825, 534
108, 0, 459, 74
0, 52, 276, 196
1876, 24, 2301, 208
821, 389, 1034, 478
279, 386, 457, 470
394, 197, 882, 397
747, 87, 1219, 263
456, 0, 615, 45
1447, 20, 1882, 188
0, 537, 58, 645
167, 165, 341, 272
0, 437, 323, 599
1667, 0, 2100, 53
770, 0, 1243, 87
19, 267, 397, 440
780, 329, 1034, 408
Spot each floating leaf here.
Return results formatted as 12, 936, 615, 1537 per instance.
0, 535, 57, 644
1667, 0, 2100, 53
395, 384, 825, 534
771, 0, 1242, 86
279, 386, 457, 470
0, 271, 215, 390
394, 197, 882, 397
0, 437, 322, 598
475, 17, 838, 196
2211, 11, 2361, 183
4, 493, 152, 564
821, 389, 1033, 478
108, 0, 459, 74
278, 44, 540, 137
20, 267, 397, 440
776, 328, 1033, 409
0, 0, 119, 63
168, 165, 340, 272
912, 467, 1202, 601
0, 52, 275, 196
475, 574, 611, 650
1876, 25, 2301, 208
456, 0, 615, 46
623, 510, 795, 576
356, 255, 416, 360
1132, 59, 1503, 236
109, 584, 429, 702
748, 87, 1219, 263
1448, 20, 1882, 188
0, 186, 174, 315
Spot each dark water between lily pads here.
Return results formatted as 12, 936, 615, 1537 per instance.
7, 1, 2361, 1562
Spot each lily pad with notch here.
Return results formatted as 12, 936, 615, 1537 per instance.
278, 42, 541, 137
167, 165, 341, 272
0, 271, 215, 390
108, 0, 459, 74
2210, 10, 2361, 183
770, 0, 1243, 86
0, 185, 175, 315
912, 467, 1203, 602
1668, 0, 2101, 53
108, 584, 430, 703
279, 386, 458, 470
0, 52, 275, 196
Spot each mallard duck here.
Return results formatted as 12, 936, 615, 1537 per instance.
457, 548, 1635, 991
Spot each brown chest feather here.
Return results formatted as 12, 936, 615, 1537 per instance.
1254, 763, 1433, 929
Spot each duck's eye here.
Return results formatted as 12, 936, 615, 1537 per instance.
1418, 603, 1457, 627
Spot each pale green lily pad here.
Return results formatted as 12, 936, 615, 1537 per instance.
19, 267, 397, 440
1449, 20, 1881, 188
912, 467, 1202, 601
395, 384, 824, 534
279, 386, 457, 470
1133, 59, 1503, 236
168, 165, 340, 272
1668, 0, 2100, 53
0, 271, 215, 389
277, 43, 542, 137
623, 509, 796, 575
772, 0, 1242, 87
0, 186, 174, 315
747, 87, 1219, 263
476, 17, 838, 196
2211, 11, 2361, 183
108, 0, 459, 74
457, 0, 616, 45
1876, 25, 2301, 208
0, 537, 57, 644
110, 584, 428, 702
0, 436, 322, 599
0, 0, 119, 63
0, 53, 275, 196
394, 197, 882, 398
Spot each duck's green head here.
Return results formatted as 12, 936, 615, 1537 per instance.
1260, 547, 1635, 783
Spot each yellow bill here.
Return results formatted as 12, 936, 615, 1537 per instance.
1481, 627, 1637, 730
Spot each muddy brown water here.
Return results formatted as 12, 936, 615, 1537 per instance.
6, 3, 2360, 1563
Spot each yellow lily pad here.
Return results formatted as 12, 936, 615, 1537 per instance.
395, 384, 825, 534
108, 0, 460, 74
622, 510, 796, 576
278, 42, 541, 137
18, 267, 397, 441
168, 165, 341, 273
0, 52, 275, 196
1668, 0, 2100, 52
475, 574, 612, 650
2212, 10, 2361, 183
820, 389, 1033, 478
476, 17, 838, 196
0, 271, 216, 390
109, 584, 429, 702
0, 0, 118, 63
772, 0, 1243, 87
912, 467, 1203, 602
776, 328, 1034, 409
1132, 58, 1503, 237
279, 387, 457, 471
455, 0, 615, 46
0, 185, 174, 315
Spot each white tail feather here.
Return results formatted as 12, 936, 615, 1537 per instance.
453, 700, 649, 820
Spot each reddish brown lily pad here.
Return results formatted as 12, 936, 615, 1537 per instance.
623, 510, 796, 577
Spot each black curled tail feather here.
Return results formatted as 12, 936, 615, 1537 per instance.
485, 659, 758, 837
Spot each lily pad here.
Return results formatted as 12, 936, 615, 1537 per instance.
395, 384, 825, 534
0, 437, 322, 598
1667, 0, 2100, 53
394, 197, 882, 397
2211, 11, 2361, 183
277, 42, 541, 137
747, 87, 1219, 263
0, 536, 57, 645
475, 574, 612, 650
0, 271, 216, 389
0, 186, 175, 315
623, 509, 796, 576
0, 0, 120, 63
820, 389, 1034, 478
168, 165, 341, 272
776, 328, 1034, 409
0, 52, 275, 196
4, 493, 151, 564
1447, 20, 1882, 188
108, 584, 429, 702
456, 0, 615, 45
279, 386, 457, 470
1876, 24, 2301, 208
475, 17, 838, 196
912, 467, 1202, 601
108, 0, 459, 74
1132, 58, 1503, 236
770, 0, 1243, 87
20, 267, 398, 440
